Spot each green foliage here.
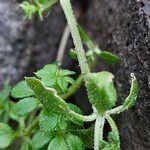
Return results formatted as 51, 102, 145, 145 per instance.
69, 49, 78, 61
11, 81, 34, 98
86, 72, 117, 114
70, 26, 119, 66
26, 77, 70, 115
120, 73, 139, 112
78, 25, 94, 50
35, 64, 75, 94
0, 123, 14, 149
32, 130, 51, 149
79, 25, 119, 65
12, 98, 39, 117
66, 134, 85, 150
69, 127, 94, 148
48, 136, 68, 150
39, 110, 61, 133
0, 81, 11, 103
95, 50, 119, 65
20, 0, 58, 20
47, 134, 84, 150
21, 140, 32, 150
0, 0, 139, 149
0, 81, 11, 122
100, 131, 120, 150
20, 2, 37, 19
67, 103, 84, 126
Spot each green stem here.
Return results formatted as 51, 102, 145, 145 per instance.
69, 110, 97, 122
56, 25, 70, 63
60, 0, 90, 75
106, 105, 123, 115
105, 114, 119, 134
105, 114, 120, 149
60, 75, 83, 99
94, 116, 105, 150
23, 118, 38, 137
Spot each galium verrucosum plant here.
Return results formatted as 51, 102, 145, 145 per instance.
0, 0, 139, 150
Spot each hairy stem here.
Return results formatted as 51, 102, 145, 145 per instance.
60, 0, 90, 75
105, 114, 120, 149
60, 75, 83, 99
23, 118, 38, 137
69, 110, 97, 122
105, 114, 119, 136
94, 116, 105, 150
106, 105, 123, 115
56, 25, 70, 63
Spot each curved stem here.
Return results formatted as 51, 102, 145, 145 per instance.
105, 114, 120, 149
23, 118, 38, 137
105, 114, 119, 134
106, 105, 123, 115
56, 25, 70, 64
94, 116, 105, 150
60, 0, 90, 75
69, 110, 97, 122
60, 75, 83, 99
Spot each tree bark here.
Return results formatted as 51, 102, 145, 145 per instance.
85, 0, 150, 149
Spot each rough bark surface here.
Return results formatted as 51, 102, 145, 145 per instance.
84, 0, 150, 149
0, 0, 150, 149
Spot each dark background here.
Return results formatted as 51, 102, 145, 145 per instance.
0, 0, 150, 149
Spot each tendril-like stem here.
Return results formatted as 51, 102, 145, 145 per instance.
60, 0, 90, 75
56, 25, 70, 64
105, 114, 120, 149
94, 116, 105, 150
69, 110, 97, 122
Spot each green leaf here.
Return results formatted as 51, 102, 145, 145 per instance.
39, 110, 61, 133
76, 25, 119, 66
39, 104, 83, 133
120, 73, 139, 112
57, 76, 75, 94
26, 77, 69, 115
97, 50, 119, 65
66, 134, 85, 150
35, 0, 58, 20
108, 131, 120, 148
100, 131, 120, 150
11, 81, 34, 98
100, 140, 109, 150
69, 126, 94, 149
9, 103, 21, 121
20, 0, 58, 20
12, 98, 39, 117
21, 140, 32, 150
86, 72, 117, 114
32, 130, 51, 149
0, 123, 14, 149
78, 25, 94, 50
69, 49, 78, 60
35, 64, 75, 94
67, 103, 84, 126
68, 104, 82, 114
35, 64, 58, 87
20, 2, 37, 19
0, 81, 11, 104
0, 102, 9, 123
59, 69, 75, 76
0, 81, 11, 122
48, 136, 68, 150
